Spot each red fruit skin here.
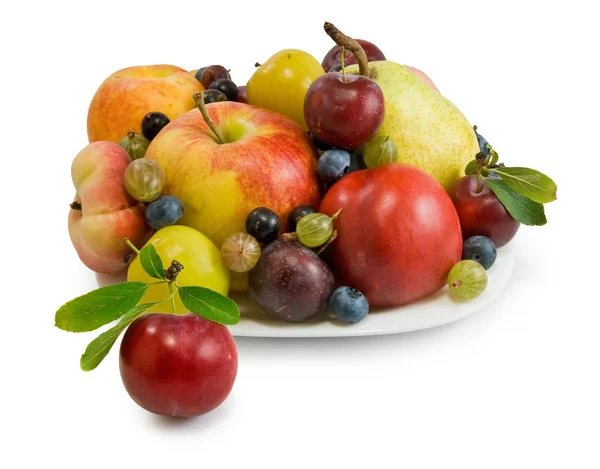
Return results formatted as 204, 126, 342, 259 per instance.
236, 85, 248, 104
319, 164, 462, 307
321, 39, 386, 71
449, 175, 520, 248
304, 73, 384, 150
119, 313, 238, 418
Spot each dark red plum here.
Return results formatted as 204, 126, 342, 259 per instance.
248, 238, 334, 322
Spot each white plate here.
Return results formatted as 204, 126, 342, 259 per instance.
96, 244, 515, 338
228, 242, 516, 338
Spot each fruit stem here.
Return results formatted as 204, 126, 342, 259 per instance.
255, 62, 261, 67
70, 201, 82, 211
168, 282, 177, 314
126, 128, 135, 139
124, 238, 140, 255
330, 208, 343, 220
165, 260, 184, 281
282, 232, 298, 241
315, 229, 338, 255
193, 91, 225, 144
340, 46, 347, 83
324, 22, 369, 77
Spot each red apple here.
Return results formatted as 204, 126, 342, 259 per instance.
449, 175, 520, 247
322, 39, 386, 71
119, 313, 237, 418
319, 164, 462, 307
145, 100, 320, 251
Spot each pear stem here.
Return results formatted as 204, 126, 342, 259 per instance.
193, 91, 225, 144
324, 22, 369, 77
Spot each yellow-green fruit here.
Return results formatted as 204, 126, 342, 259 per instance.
127, 225, 230, 313
247, 49, 325, 131
346, 61, 479, 190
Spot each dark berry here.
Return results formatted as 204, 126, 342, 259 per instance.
246, 207, 280, 243
141, 112, 170, 141
194, 67, 207, 83
203, 89, 228, 104
462, 236, 497, 270
200, 65, 230, 88
318, 149, 351, 185
288, 205, 316, 232
308, 132, 333, 151
145, 195, 184, 230
330, 286, 369, 323
348, 149, 367, 173
208, 78, 238, 102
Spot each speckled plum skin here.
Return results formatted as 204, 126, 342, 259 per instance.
248, 238, 335, 322
319, 163, 463, 307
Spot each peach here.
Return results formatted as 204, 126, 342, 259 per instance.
68, 142, 152, 274
87, 65, 203, 144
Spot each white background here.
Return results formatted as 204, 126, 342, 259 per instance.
1, 0, 598, 468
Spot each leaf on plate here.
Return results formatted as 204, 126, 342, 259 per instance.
486, 178, 547, 226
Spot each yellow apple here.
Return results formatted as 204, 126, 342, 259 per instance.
87, 64, 203, 143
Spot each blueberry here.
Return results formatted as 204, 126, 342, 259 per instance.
475, 130, 490, 157
141, 112, 170, 141
462, 236, 497, 270
203, 89, 228, 104
318, 149, 351, 185
288, 205, 315, 232
246, 207, 280, 243
330, 286, 369, 324
208, 78, 238, 101
145, 195, 184, 230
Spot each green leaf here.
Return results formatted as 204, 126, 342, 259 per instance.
486, 178, 547, 226
55, 282, 148, 332
489, 148, 499, 165
139, 244, 165, 279
465, 159, 478, 176
178, 286, 240, 325
80, 302, 158, 372
493, 167, 557, 204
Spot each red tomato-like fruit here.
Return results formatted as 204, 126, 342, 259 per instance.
319, 164, 462, 307
119, 313, 238, 418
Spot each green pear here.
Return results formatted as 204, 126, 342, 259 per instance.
346, 61, 479, 190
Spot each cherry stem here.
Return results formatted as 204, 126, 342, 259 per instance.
168, 283, 177, 314
70, 201, 82, 211
315, 229, 338, 256
193, 91, 225, 144
324, 22, 369, 77
124, 238, 140, 255
340, 46, 347, 83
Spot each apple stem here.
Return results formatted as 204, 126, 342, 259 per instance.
70, 201, 82, 211
340, 46, 347, 83
324, 22, 369, 77
193, 92, 225, 144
